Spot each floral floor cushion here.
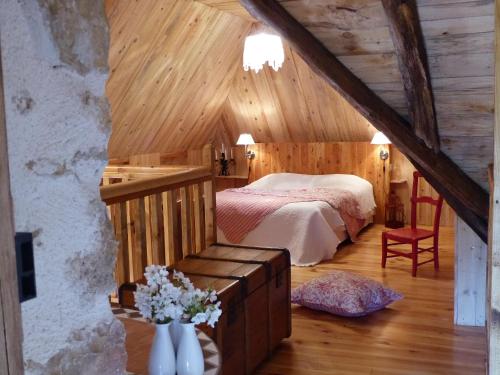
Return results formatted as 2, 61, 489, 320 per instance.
291, 270, 403, 317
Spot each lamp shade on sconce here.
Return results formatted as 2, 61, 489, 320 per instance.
237, 133, 256, 159
371, 131, 390, 161
236, 133, 255, 146
371, 131, 391, 145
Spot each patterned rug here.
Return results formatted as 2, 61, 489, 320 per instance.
112, 305, 221, 375
111, 305, 146, 322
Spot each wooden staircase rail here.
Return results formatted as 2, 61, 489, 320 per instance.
100, 147, 216, 288
100, 166, 211, 205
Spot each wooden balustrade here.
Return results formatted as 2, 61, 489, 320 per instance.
100, 145, 216, 287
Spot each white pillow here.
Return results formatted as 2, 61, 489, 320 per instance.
247, 173, 314, 190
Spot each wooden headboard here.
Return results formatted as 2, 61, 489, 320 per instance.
246, 142, 388, 223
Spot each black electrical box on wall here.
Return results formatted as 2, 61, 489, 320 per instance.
15, 232, 37, 303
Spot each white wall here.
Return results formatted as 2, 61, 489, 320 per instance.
454, 217, 487, 326
0, 0, 126, 373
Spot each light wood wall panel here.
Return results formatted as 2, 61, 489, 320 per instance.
455, 217, 487, 326
243, 142, 454, 227
247, 142, 388, 223
108, 148, 209, 168
220, 41, 378, 144
106, 0, 252, 158
274, 0, 494, 190
391, 146, 455, 227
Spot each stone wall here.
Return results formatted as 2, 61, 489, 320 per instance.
0, 0, 126, 373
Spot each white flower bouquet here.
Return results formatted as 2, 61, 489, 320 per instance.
173, 271, 222, 328
134, 265, 222, 328
134, 265, 184, 324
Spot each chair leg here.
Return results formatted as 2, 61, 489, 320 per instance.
433, 236, 439, 270
381, 233, 387, 268
412, 241, 418, 277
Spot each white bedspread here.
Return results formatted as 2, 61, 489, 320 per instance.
216, 173, 376, 266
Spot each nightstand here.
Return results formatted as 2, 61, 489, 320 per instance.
385, 179, 407, 228
215, 175, 248, 192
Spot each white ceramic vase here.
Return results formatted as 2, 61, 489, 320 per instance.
149, 323, 176, 375
169, 320, 183, 352
176, 323, 204, 375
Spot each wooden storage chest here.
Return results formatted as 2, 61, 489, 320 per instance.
174, 243, 291, 375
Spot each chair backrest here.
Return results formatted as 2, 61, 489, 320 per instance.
410, 171, 444, 235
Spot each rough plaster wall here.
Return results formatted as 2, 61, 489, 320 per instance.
0, 0, 126, 373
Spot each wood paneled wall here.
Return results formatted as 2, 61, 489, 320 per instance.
241, 142, 455, 227
105, 0, 252, 158
246, 142, 388, 223
108, 148, 208, 168
114, 143, 455, 227
391, 146, 455, 227
454, 217, 487, 326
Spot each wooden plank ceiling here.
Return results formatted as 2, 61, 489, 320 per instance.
220, 40, 377, 144
196, 0, 257, 21
200, 0, 494, 190
275, 0, 494, 190
106, 0, 377, 158
107, 0, 494, 192
106, 0, 251, 158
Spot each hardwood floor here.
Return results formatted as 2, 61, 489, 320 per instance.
120, 224, 487, 374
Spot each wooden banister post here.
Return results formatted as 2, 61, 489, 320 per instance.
180, 186, 193, 257
163, 190, 180, 265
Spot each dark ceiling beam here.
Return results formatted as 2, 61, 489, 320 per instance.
239, 0, 489, 242
382, 0, 440, 153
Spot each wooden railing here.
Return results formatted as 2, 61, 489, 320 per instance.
100, 145, 216, 286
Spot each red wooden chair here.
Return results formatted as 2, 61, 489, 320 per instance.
381, 171, 444, 277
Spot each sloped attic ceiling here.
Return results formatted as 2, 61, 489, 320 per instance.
107, 0, 493, 193
201, 0, 494, 192
106, 0, 377, 159
278, 0, 495, 190
105, 0, 251, 157
220, 42, 377, 144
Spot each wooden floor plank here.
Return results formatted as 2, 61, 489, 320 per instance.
121, 225, 486, 374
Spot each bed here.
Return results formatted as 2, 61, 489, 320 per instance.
216, 173, 376, 266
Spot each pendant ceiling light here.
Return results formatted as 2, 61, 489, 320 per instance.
243, 33, 284, 73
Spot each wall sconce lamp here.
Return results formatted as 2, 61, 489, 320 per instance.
371, 131, 391, 160
371, 131, 391, 173
236, 133, 256, 159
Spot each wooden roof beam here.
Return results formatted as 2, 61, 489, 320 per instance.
239, 0, 489, 242
382, 0, 440, 153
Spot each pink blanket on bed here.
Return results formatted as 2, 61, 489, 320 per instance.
216, 187, 367, 244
